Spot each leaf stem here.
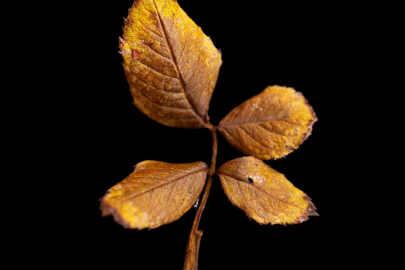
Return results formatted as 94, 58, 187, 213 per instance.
183, 125, 217, 270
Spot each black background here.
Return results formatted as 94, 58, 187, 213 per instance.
44, 0, 368, 269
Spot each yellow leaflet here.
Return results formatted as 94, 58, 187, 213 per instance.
120, 0, 222, 128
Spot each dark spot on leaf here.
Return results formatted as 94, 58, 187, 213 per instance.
248, 177, 254, 184
132, 49, 141, 60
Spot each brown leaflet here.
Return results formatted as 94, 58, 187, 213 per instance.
216, 156, 318, 225
101, 160, 208, 229
120, 0, 222, 128
218, 86, 317, 159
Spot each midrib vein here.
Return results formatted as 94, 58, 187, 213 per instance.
152, 0, 204, 122
119, 168, 208, 203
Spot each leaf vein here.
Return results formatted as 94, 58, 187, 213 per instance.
137, 17, 164, 39
222, 179, 241, 208
220, 128, 252, 154
253, 189, 274, 221
257, 123, 297, 138
140, 39, 173, 61
132, 84, 191, 111
238, 125, 270, 150
217, 173, 307, 211
152, 0, 204, 121
219, 117, 297, 128
139, 1, 158, 18
235, 181, 265, 221
136, 59, 178, 80
118, 169, 208, 204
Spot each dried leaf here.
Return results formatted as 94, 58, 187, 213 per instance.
101, 160, 208, 229
120, 0, 222, 128
218, 86, 317, 159
216, 156, 318, 225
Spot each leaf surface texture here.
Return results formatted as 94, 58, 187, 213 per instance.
219, 86, 317, 159
101, 160, 208, 229
217, 157, 318, 225
120, 0, 222, 128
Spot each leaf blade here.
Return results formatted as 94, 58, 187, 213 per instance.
101, 160, 208, 229
217, 157, 318, 225
120, 0, 222, 128
218, 86, 317, 159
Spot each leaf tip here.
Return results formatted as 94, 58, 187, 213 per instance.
294, 88, 318, 124
288, 87, 318, 150
306, 198, 319, 217
295, 195, 319, 224
100, 195, 132, 229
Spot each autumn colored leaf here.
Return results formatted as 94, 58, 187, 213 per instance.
106, 1, 320, 267
120, 0, 222, 128
101, 160, 208, 229
216, 156, 318, 225
218, 86, 317, 160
